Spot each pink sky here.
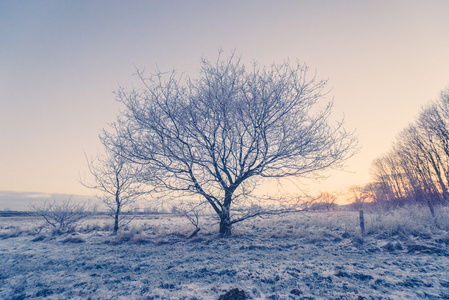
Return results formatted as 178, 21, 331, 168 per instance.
1, 1, 449, 206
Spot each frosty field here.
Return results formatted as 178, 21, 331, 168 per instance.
1, 208, 449, 299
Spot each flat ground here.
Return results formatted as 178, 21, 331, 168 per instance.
1, 210, 449, 299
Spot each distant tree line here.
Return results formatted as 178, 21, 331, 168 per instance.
368, 87, 449, 213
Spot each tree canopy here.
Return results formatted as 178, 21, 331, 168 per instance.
104, 52, 357, 234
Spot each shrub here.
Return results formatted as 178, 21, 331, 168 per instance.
30, 198, 90, 235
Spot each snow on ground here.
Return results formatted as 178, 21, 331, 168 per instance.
1, 209, 449, 299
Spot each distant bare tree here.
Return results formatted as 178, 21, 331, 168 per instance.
362, 181, 386, 207
104, 51, 357, 235
305, 192, 338, 211
82, 145, 145, 235
30, 198, 88, 234
348, 185, 371, 210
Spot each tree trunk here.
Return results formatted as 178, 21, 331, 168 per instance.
113, 210, 119, 235
113, 194, 120, 235
219, 191, 234, 235
187, 227, 201, 239
219, 218, 232, 235
219, 205, 232, 235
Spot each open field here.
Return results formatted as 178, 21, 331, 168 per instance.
1, 207, 449, 299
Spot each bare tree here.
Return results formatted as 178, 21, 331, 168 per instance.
348, 185, 371, 210
172, 201, 205, 238
105, 52, 357, 235
30, 198, 88, 235
82, 145, 144, 235
369, 87, 449, 213
417, 104, 449, 202
305, 192, 338, 211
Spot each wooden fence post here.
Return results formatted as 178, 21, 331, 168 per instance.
359, 210, 365, 237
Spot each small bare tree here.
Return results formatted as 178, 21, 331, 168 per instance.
104, 51, 357, 235
82, 145, 145, 235
172, 201, 205, 238
30, 198, 88, 235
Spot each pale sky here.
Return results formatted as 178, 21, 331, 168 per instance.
1, 1, 449, 206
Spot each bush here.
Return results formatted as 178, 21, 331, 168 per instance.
30, 198, 90, 235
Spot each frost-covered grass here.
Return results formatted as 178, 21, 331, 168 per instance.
364, 205, 449, 237
1, 206, 449, 299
